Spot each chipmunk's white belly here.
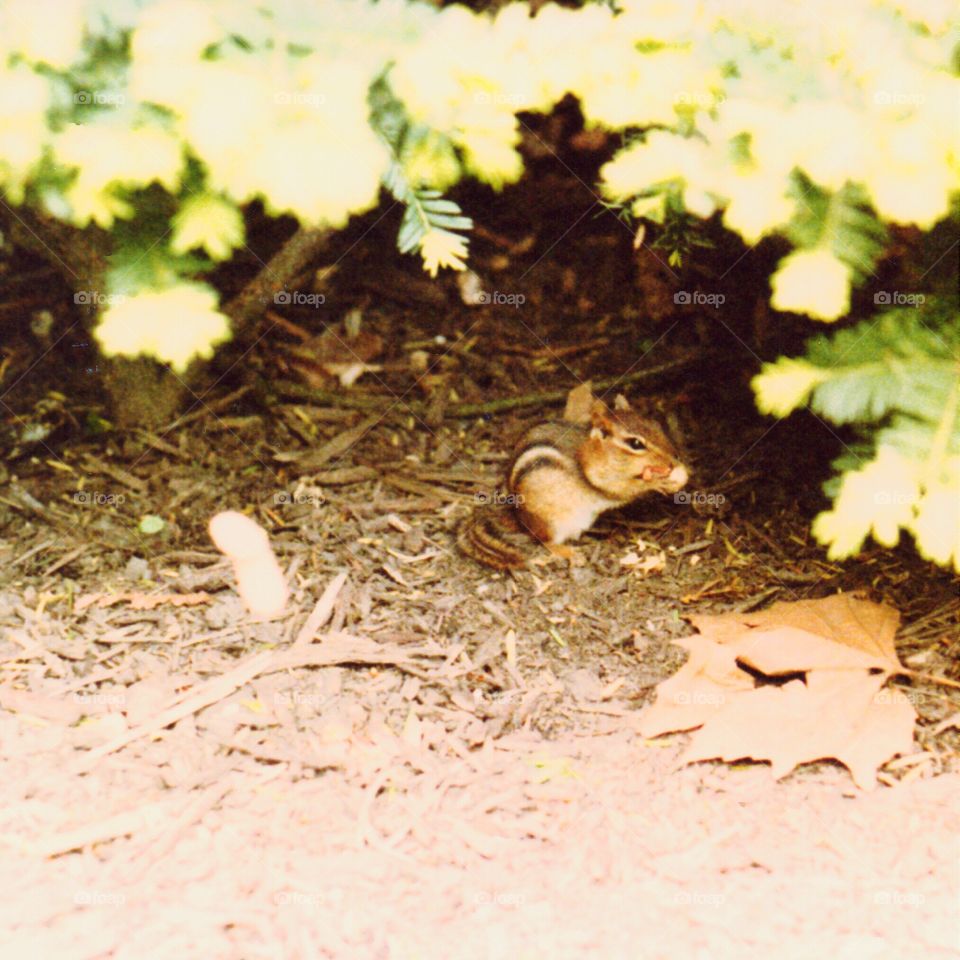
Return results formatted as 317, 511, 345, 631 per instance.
550, 494, 620, 544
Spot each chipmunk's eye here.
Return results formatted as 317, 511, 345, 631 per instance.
625, 437, 647, 452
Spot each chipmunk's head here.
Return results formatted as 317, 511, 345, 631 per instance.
579, 395, 689, 501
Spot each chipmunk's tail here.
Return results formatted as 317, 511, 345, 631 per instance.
456, 505, 527, 570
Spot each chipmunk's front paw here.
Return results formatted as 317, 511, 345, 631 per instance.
536, 543, 584, 568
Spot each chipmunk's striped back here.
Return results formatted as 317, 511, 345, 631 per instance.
508, 421, 584, 489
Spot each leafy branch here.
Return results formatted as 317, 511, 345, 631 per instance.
370, 78, 472, 259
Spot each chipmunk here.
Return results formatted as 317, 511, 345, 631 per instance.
457, 393, 689, 569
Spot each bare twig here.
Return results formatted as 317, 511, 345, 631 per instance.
73, 650, 276, 771
224, 225, 332, 334
272, 353, 697, 419
163, 385, 253, 432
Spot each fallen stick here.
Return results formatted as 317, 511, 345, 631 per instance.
73, 650, 276, 772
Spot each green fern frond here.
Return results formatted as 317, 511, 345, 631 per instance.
803, 306, 960, 424
370, 76, 472, 260
754, 298, 960, 570
759, 301, 960, 425
785, 176, 888, 284
386, 169, 472, 255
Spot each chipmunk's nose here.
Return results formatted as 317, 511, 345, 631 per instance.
669, 465, 689, 488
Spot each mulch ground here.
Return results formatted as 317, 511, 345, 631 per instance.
1, 165, 958, 958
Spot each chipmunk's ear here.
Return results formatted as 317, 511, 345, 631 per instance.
564, 381, 595, 424
589, 398, 614, 433
613, 393, 632, 412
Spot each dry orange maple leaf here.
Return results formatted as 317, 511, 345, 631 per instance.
639, 594, 917, 789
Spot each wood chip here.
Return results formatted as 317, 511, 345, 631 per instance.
81, 455, 149, 493
386, 513, 412, 533
293, 571, 349, 648
12, 538, 56, 566
381, 474, 471, 502
503, 628, 518, 670
289, 415, 381, 469
310, 466, 379, 485
75, 592, 212, 613
381, 563, 409, 587
42, 544, 89, 577
32, 801, 173, 858
134, 430, 189, 460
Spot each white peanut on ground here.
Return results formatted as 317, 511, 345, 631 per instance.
208, 511, 289, 617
